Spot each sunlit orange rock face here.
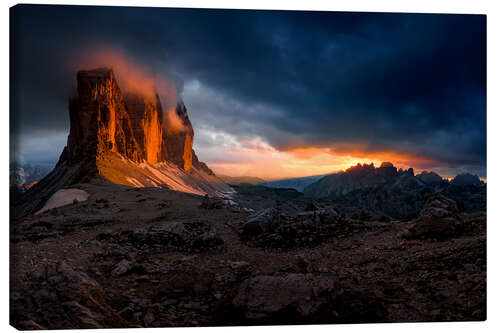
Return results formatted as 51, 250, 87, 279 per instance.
11, 67, 230, 218
124, 92, 164, 164
164, 103, 195, 171
67, 68, 143, 165
65, 67, 199, 172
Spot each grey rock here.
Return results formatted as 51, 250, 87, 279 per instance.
111, 259, 133, 277
232, 274, 334, 320
404, 194, 460, 240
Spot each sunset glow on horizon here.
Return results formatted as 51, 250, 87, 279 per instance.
196, 135, 471, 181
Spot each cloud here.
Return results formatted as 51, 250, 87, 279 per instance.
10, 5, 486, 178
70, 47, 160, 99
11, 129, 67, 166
68, 46, 184, 127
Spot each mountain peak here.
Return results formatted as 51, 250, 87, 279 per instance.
67, 67, 198, 169
12, 68, 231, 217
303, 161, 485, 219
77, 67, 113, 77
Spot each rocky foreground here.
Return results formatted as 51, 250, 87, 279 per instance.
10, 184, 486, 329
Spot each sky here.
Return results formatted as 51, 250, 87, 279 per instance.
10, 5, 486, 180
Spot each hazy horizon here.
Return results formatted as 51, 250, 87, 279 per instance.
11, 157, 487, 183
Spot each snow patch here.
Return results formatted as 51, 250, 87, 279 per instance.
36, 189, 89, 215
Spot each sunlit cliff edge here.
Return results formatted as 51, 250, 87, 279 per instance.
12, 68, 232, 218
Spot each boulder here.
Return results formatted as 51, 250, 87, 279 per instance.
231, 273, 387, 323
226, 261, 251, 274
404, 194, 460, 240
232, 274, 334, 320
417, 193, 459, 220
116, 222, 223, 253
242, 208, 280, 236
111, 259, 133, 277
200, 195, 226, 209
15, 261, 127, 329
194, 230, 224, 250
152, 222, 186, 237
238, 206, 352, 248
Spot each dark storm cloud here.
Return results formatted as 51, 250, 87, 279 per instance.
10, 5, 486, 176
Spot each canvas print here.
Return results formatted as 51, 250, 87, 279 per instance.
10, 4, 486, 329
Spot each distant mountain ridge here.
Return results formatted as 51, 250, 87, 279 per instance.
263, 174, 325, 192
217, 175, 266, 185
304, 162, 485, 219
217, 174, 326, 191
10, 162, 50, 185
10, 162, 52, 201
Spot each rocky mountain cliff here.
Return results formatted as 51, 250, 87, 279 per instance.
12, 68, 230, 217
304, 162, 407, 198
64, 68, 202, 171
304, 162, 486, 219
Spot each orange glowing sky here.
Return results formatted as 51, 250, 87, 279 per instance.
195, 134, 474, 181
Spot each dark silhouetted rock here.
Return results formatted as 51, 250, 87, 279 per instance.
242, 208, 281, 237
200, 195, 226, 209
111, 259, 133, 277
416, 171, 443, 185
451, 173, 484, 187
232, 274, 335, 320
231, 273, 387, 324
108, 221, 224, 253
404, 194, 460, 240
304, 163, 397, 199
304, 162, 485, 220
11, 261, 127, 329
